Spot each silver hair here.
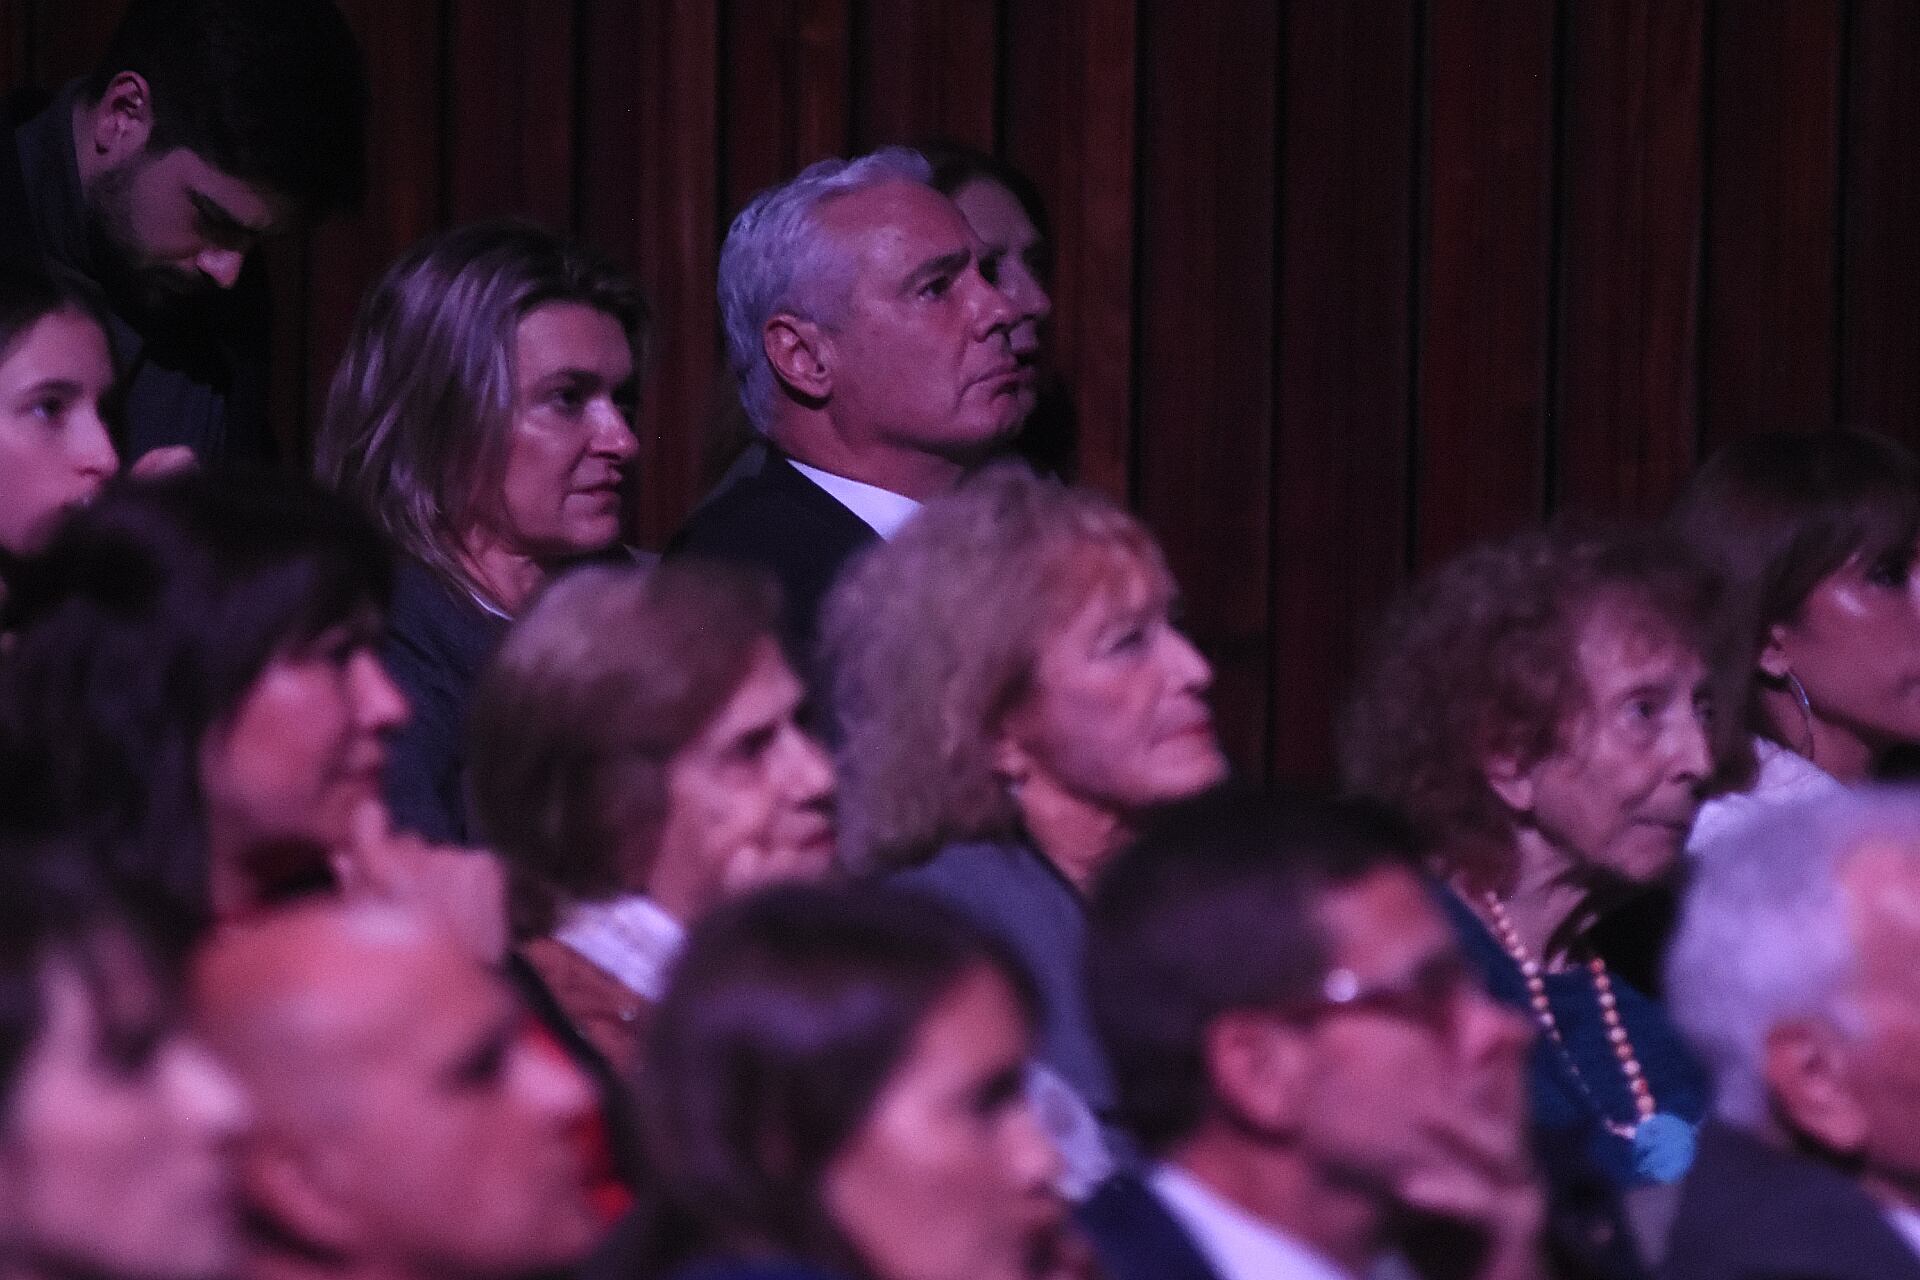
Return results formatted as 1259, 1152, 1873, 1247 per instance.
1665, 786, 1920, 1128
717, 146, 934, 433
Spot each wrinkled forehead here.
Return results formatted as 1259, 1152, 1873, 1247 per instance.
812, 181, 976, 277
1314, 866, 1452, 977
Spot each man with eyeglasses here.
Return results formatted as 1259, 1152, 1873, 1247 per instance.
1081, 788, 1626, 1280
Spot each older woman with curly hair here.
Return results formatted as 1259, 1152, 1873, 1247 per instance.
820, 463, 1228, 1191
1340, 526, 1713, 1189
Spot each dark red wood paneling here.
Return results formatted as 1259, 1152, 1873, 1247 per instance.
1837, 0, 1920, 454
1001, 0, 1137, 505
446, 0, 577, 228
1699, 0, 1843, 446
1554, 0, 1706, 517
1417, 0, 1557, 565
580, 0, 722, 544
1270, 0, 1418, 781
854, 0, 997, 149
1133, 0, 1277, 775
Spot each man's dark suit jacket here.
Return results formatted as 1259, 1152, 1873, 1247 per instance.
1078, 1174, 1227, 1280
666, 446, 878, 682
1660, 1121, 1920, 1280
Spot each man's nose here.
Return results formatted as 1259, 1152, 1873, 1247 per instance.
196, 246, 246, 290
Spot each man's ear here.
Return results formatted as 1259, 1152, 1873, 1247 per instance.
1204, 1010, 1311, 1137
763, 314, 833, 402
1482, 753, 1536, 816
242, 1134, 367, 1256
84, 71, 156, 167
1764, 1019, 1870, 1156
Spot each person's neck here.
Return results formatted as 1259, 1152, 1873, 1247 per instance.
1758, 689, 1877, 782
1461, 834, 1603, 973
455, 533, 550, 616
770, 415, 969, 502
246, 1241, 444, 1280
1170, 1134, 1385, 1280
1015, 775, 1131, 895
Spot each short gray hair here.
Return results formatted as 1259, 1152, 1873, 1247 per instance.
718, 147, 933, 432
1666, 787, 1920, 1127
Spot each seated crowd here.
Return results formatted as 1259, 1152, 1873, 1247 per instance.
8, 4, 1920, 1280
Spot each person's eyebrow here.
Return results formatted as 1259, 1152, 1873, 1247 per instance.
16, 377, 83, 400
904, 248, 973, 293
188, 188, 272, 238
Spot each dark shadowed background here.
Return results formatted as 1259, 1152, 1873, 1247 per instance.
7, 0, 1916, 782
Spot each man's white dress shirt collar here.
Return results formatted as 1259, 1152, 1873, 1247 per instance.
1150, 1163, 1359, 1280
1884, 1201, 1920, 1263
789, 461, 922, 540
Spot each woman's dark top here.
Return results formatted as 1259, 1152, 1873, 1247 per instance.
1440, 887, 1708, 1188
379, 559, 507, 843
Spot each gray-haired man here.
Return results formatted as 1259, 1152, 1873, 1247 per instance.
668, 147, 1022, 672
1661, 787, 1920, 1280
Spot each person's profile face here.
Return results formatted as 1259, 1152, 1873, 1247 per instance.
86, 145, 289, 311
318, 943, 600, 1275
0, 937, 248, 1280
995, 547, 1227, 833
948, 177, 1050, 418
823, 966, 1065, 1280
484, 302, 637, 564
650, 636, 838, 917
0, 307, 118, 557
1289, 867, 1532, 1203
1503, 610, 1711, 888
196, 614, 409, 908
806, 181, 1027, 459
1766, 540, 1920, 768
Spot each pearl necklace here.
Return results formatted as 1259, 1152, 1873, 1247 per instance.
1481, 892, 1653, 1140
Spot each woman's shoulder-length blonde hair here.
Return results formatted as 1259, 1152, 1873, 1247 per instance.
821, 462, 1169, 875
314, 219, 650, 606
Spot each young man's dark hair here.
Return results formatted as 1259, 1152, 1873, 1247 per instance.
1086, 786, 1421, 1153
85, 0, 367, 217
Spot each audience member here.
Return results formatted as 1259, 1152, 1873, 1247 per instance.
593, 883, 1075, 1280
468, 560, 835, 1075
1341, 528, 1712, 1188
1671, 429, 1920, 852
1661, 788, 1920, 1279
919, 141, 1072, 478
0, 473, 503, 955
0, 262, 118, 578
0, 0, 366, 464
194, 901, 601, 1280
316, 220, 650, 843
669, 147, 1023, 673
822, 462, 1228, 1191
0, 850, 248, 1280
1082, 788, 1597, 1280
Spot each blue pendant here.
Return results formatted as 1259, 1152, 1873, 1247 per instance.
1632, 1112, 1697, 1183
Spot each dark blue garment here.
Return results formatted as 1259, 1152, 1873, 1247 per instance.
379, 559, 507, 843
1078, 1175, 1225, 1280
1440, 887, 1707, 1187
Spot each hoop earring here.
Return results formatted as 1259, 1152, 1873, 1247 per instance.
1784, 669, 1816, 761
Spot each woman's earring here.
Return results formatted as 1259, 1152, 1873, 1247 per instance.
1785, 669, 1816, 762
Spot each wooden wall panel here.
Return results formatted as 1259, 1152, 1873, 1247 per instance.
1001, 0, 1137, 504
1416, 0, 1556, 564
1270, 0, 1417, 781
1134, 0, 1277, 774
1553, 0, 1705, 518
1838, 0, 1920, 454
1699, 0, 1844, 446
22, 0, 1920, 779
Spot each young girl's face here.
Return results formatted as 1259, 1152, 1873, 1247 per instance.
0, 308, 117, 557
